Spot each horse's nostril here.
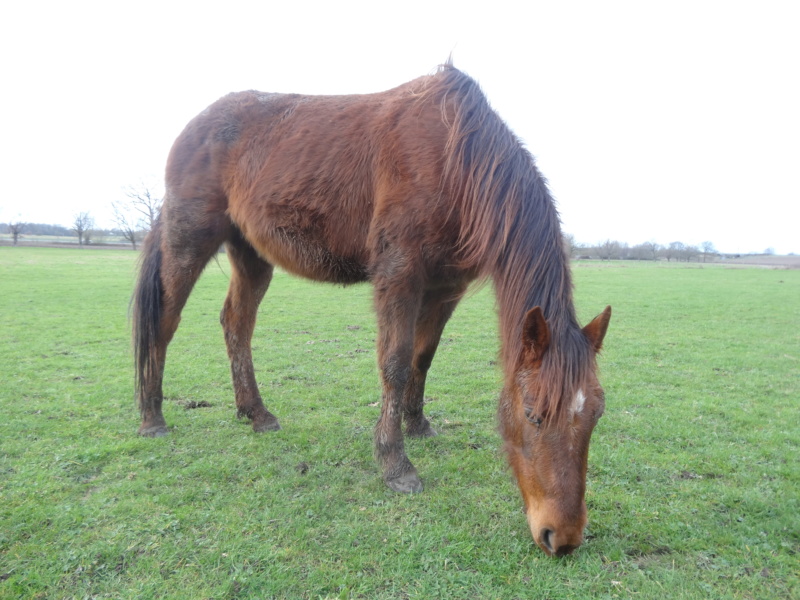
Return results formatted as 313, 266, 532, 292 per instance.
555, 544, 578, 557
540, 528, 555, 553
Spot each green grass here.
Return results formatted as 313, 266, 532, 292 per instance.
1, 247, 797, 599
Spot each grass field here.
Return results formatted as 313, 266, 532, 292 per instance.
1, 247, 797, 599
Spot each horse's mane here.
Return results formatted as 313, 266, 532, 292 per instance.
427, 62, 593, 426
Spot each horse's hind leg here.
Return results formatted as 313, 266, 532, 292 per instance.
220, 230, 279, 432
135, 207, 228, 437
403, 285, 466, 438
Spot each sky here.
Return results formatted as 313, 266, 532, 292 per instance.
1, 0, 798, 254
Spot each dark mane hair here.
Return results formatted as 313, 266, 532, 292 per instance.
430, 63, 593, 426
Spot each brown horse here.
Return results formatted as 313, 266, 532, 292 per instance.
133, 62, 611, 557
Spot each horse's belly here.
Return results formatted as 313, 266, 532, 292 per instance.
247, 226, 370, 285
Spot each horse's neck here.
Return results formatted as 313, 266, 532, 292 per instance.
492, 217, 578, 375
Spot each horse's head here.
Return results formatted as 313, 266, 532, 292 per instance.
502, 305, 611, 557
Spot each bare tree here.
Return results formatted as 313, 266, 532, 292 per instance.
700, 241, 717, 263
664, 241, 685, 262
112, 201, 141, 250
8, 221, 26, 245
630, 241, 660, 261
123, 184, 161, 231
636, 241, 659, 261
563, 233, 582, 259
72, 212, 94, 246
683, 244, 699, 262
112, 184, 162, 249
597, 239, 620, 261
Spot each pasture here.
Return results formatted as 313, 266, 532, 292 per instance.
0, 247, 797, 599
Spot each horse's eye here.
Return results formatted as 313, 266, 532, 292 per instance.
523, 406, 543, 427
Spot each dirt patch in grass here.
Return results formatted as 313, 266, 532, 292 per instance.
180, 400, 213, 409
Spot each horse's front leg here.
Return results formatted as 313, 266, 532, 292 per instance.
373, 282, 423, 493
403, 286, 466, 438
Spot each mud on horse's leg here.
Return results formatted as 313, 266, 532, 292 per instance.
403, 286, 465, 438
137, 342, 169, 437
221, 232, 280, 433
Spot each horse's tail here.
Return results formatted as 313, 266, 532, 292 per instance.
133, 219, 164, 416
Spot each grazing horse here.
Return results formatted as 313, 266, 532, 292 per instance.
133, 62, 611, 557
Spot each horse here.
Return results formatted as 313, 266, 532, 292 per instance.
133, 62, 611, 557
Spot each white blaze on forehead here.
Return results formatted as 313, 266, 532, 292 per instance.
573, 389, 586, 414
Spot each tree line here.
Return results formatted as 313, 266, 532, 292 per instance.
0, 190, 776, 261
564, 235, 726, 262
2, 185, 162, 249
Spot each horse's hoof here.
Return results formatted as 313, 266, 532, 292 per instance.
385, 471, 424, 493
406, 424, 438, 438
139, 425, 169, 437
253, 417, 281, 433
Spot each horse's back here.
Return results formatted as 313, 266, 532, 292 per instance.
164, 75, 457, 284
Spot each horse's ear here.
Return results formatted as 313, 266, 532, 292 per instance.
583, 306, 611, 352
522, 306, 550, 364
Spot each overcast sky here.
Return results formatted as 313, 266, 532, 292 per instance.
1, 1, 797, 254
